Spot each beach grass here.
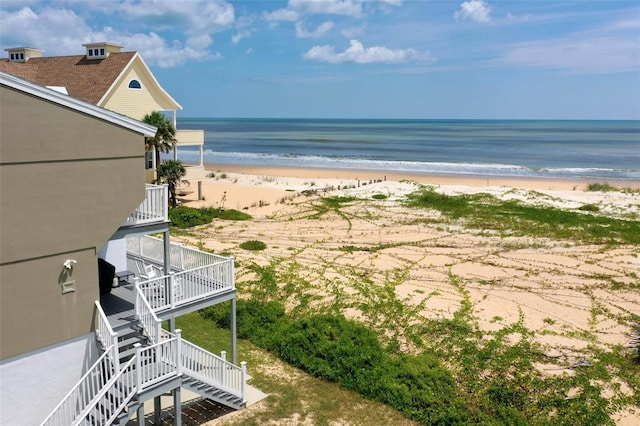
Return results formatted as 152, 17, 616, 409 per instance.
172, 181, 640, 424
406, 186, 640, 244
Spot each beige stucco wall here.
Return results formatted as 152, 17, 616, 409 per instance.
0, 85, 146, 359
101, 58, 178, 121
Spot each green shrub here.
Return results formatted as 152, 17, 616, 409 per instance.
201, 299, 287, 344
239, 240, 267, 251
218, 209, 252, 220
169, 206, 216, 228
199, 302, 469, 424
587, 182, 616, 192
372, 194, 388, 200
579, 203, 600, 212
169, 206, 251, 228
276, 315, 385, 382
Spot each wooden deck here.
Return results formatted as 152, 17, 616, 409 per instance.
101, 279, 236, 332
100, 284, 137, 331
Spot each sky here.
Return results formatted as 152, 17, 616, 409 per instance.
1, 0, 639, 119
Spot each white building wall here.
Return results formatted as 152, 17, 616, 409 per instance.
98, 238, 128, 272
0, 334, 99, 426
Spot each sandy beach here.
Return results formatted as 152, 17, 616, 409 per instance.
180, 163, 638, 212
173, 165, 640, 425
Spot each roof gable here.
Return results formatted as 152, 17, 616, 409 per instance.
99, 53, 181, 111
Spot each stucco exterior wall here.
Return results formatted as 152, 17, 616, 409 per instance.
0, 84, 146, 359
101, 59, 177, 121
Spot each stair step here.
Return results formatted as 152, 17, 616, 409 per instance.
118, 336, 145, 350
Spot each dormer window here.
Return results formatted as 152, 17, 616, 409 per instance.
5, 47, 42, 63
128, 79, 142, 90
83, 42, 121, 60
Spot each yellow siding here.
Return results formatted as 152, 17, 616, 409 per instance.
176, 129, 204, 147
101, 59, 178, 121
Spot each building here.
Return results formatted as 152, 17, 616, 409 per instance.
0, 42, 206, 194
0, 72, 248, 425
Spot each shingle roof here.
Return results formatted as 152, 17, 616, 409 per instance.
0, 52, 136, 105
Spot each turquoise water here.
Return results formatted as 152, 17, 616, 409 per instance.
176, 118, 640, 181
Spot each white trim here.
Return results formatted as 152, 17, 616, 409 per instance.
1, 71, 157, 137
97, 52, 182, 111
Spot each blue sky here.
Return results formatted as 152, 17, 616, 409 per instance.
1, 1, 639, 119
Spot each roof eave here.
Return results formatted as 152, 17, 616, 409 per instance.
1, 71, 157, 137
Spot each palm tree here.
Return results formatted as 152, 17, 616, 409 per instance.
156, 160, 188, 208
142, 111, 177, 179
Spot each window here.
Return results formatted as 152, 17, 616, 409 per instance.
128, 79, 142, 89
100, 48, 105, 56
145, 151, 154, 170
88, 50, 93, 57
20, 53, 24, 60
10, 53, 15, 60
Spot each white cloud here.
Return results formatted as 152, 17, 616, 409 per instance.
499, 17, 640, 74
113, 0, 235, 33
296, 21, 334, 38
0, 6, 94, 54
304, 39, 431, 64
124, 32, 221, 68
341, 24, 366, 38
187, 34, 213, 50
232, 29, 252, 44
455, 0, 492, 23
0, 2, 234, 68
501, 35, 640, 74
265, 0, 401, 22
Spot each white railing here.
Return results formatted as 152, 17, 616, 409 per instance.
41, 349, 117, 426
181, 341, 246, 401
73, 358, 137, 426
95, 301, 120, 372
123, 184, 168, 226
136, 333, 181, 392
134, 263, 234, 312
135, 280, 162, 344
128, 235, 231, 271
127, 235, 235, 312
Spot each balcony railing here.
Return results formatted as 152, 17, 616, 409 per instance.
122, 184, 168, 227
127, 235, 235, 311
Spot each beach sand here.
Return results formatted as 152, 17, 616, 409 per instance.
173, 165, 640, 425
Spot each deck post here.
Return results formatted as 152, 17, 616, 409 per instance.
163, 230, 170, 275
241, 361, 247, 403
221, 351, 227, 388
231, 298, 237, 365
154, 396, 161, 424
173, 386, 182, 426
169, 272, 175, 309
137, 403, 145, 426
175, 329, 182, 376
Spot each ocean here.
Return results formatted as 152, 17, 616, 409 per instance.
175, 118, 640, 181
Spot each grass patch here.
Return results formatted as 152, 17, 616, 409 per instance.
169, 206, 251, 228
587, 182, 618, 192
239, 240, 267, 251
406, 187, 640, 244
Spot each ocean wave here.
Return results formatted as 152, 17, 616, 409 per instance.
172, 150, 640, 181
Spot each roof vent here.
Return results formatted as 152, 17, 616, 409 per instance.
82, 42, 123, 60
5, 47, 44, 63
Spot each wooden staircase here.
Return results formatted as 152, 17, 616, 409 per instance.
182, 376, 245, 410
